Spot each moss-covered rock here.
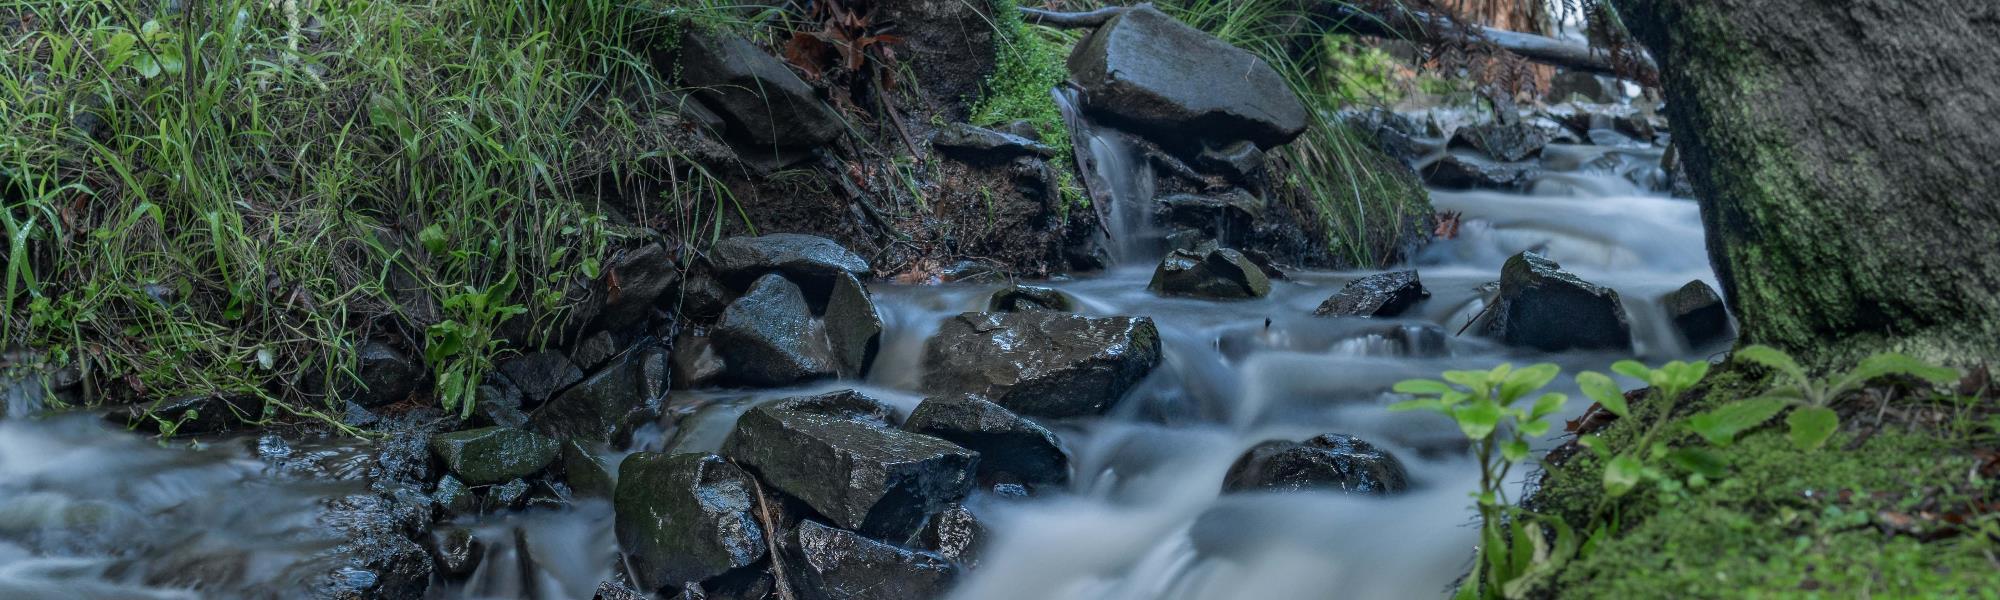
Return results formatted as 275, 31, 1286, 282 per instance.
429, 426, 560, 485
613, 452, 767, 591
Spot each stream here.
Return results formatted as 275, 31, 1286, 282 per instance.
0, 107, 1717, 599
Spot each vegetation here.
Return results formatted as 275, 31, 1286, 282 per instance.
968, 0, 1085, 211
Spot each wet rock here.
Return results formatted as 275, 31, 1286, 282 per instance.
312, 492, 435, 599
430, 426, 560, 485
1662, 280, 1733, 348
530, 348, 668, 444
1196, 140, 1267, 182
987, 285, 1074, 313
722, 392, 976, 539
1484, 252, 1633, 352
429, 527, 485, 579
903, 395, 1069, 488
932, 123, 1057, 161
672, 31, 842, 151
571, 331, 623, 372
615, 452, 767, 591
1313, 270, 1429, 318
1221, 434, 1409, 495
497, 350, 583, 408
351, 342, 423, 408
708, 233, 870, 297
1451, 121, 1551, 162
1148, 246, 1272, 299
112, 394, 260, 435
1423, 153, 1538, 190
922, 311, 1163, 418
470, 378, 528, 429
905, 505, 985, 566
1344, 107, 1430, 166
824, 272, 883, 379
593, 243, 679, 331
594, 579, 650, 600
769, 389, 898, 425
790, 520, 958, 600
677, 268, 736, 322
432, 475, 477, 518
1157, 191, 1265, 248
563, 440, 616, 499
1068, 6, 1307, 150
1546, 70, 1617, 103
484, 478, 532, 512
713, 274, 838, 386
670, 332, 727, 389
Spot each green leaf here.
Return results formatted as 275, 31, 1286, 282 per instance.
1500, 363, 1561, 404
1454, 399, 1503, 440
1603, 455, 1644, 496
1687, 397, 1790, 446
1575, 434, 1606, 456
1502, 439, 1531, 463
1394, 379, 1455, 395
1519, 418, 1551, 437
1610, 360, 1653, 382
1735, 344, 1804, 380
1832, 353, 1960, 396
1443, 369, 1489, 390
419, 224, 448, 254
1665, 447, 1728, 478
1529, 392, 1567, 420
1576, 371, 1629, 418
1786, 406, 1840, 450
1387, 398, 1446, 413
1670, 360, 1711, 391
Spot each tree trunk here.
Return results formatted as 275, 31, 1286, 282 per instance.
1613, 0, 2000, 363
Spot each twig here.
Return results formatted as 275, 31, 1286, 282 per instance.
872, 72, 923, 162
1019, 5, 1140, 29
1455, 298, 1500, 337
750, 476, 798, 600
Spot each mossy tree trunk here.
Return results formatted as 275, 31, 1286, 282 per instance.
1614, 0, 2000, 363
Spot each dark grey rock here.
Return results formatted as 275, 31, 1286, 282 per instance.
1157, 191, 1265, 248
1423, 153, 1538, 190
352, 342, 423, 408
571, 331, 622, 372
677, 268, 735, 322
530, 348, 667, 444
1221, 434, 1409, 495
1450, 121, 1551, 162
824, 272, 882, 379
1484, 252, 1633, 352
614, 452, 767, 591
594, 579, 650, 600
432, 475, 477, 518
790, 520, 958, 600
670, 332, 727, 389
1196, 140, 1267, 182
483, 478, 532, 512
932, 123, 1057, 161
673, 31, 843, 150
708, 233, 869, 296
429, 426, 560, 485
722, 392, 976, 539
1344, 107, 1430, 166
922, 311, 1163, 418
1148, 246, 1272, 299
470, 378, 528, 429
1068, 6, 1307, 150
1661, 280, 1733, 348
111, 394, 259, 435
905, 505, 984, 567
562, 440, 615, 499
1546, 70, 1617, 103
768, 389, 897, 425
429, 527, 484, 580
1314, 270, 1429, 317
713, 274, 838, 386
904, 396, 1068, 488
497, 351, 583, 408
987, 285, 1074, 313
593, 243, 679, 331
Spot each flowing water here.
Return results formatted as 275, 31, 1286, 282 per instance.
0, 110, 1716, 599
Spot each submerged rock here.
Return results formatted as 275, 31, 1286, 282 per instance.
428, 527, 485, 580
790, 520, 959, 600
1221, 434, 1409, 495
713, 274, 838, 386
1314, 270, 1429, 317
1484, 252, 1633, 352
824, 272, 883, 379
708, 233, 870, 296
614, 452, 767, 591
673, 31, 843, 151
429, 426, 559, 485
904, 395, 1069, 488
1148, 246, 1272, 299
987, 284, 1075, 312
530, 348, 667, 444
722, 392, 976, 539
921, 311, 1163, 418
1067, 6, 1307, 150
1662, 279, 1733, 348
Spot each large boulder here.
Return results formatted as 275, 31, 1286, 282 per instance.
722, 391, 977, 539
614, 452, 767, 591
1148, 246, 1271, 299
823, 272, 883, 379
1484, 252, 1633, 352
1067, 6, 1307, 151
429, 426, 560, 485
790, 520, 958, 600
530, 349, 667, 444
1314, 270, 1429, 317
903, 395, 1069, 488
1661, 280, 1733, 348
921, 311, 1163, 418
708, 233, 869, 296
673, 31, 842, 150
1221, 434, 1409, 495
712, 274, 839, 386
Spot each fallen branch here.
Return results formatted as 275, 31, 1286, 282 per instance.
1019, 4, 1144, 28
750, 476, 798, 600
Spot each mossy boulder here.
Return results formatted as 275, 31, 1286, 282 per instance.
429, 426, 560, 486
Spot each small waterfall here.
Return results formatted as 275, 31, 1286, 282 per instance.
1054, 86, 1159, 264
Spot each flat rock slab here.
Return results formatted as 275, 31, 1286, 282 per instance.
675, 31, 843, 150
904, 395, 1069, 488
1314, 270, 1429, 317
921, 311, 1163, 419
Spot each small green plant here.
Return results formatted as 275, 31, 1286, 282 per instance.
1687, 345, 1958, 451
425, 273, 528, 419
1573, 360, 1715, 498
1392, 363, 1569, 599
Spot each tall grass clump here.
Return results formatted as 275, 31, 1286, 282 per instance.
0, 0, 731, 427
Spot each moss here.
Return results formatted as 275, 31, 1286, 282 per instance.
968, 0, 1085, 211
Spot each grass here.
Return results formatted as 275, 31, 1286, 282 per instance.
967, 0, 1085, 212
0, 0, 747, 427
